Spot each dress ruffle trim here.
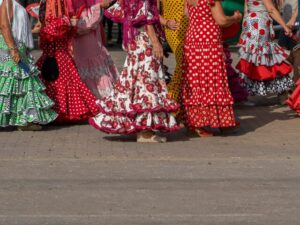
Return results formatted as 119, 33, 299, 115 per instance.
0, 60, 57, 127
240, 73, 294, 96
287, 80, 300, 116
95, 97, 180, 118
89, 109, 180, 135
236, 59, 292, 81
238, 41, 289, 66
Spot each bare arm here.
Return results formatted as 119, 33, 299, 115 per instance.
244, 0, 248, 15
262, 0, 291, 35
210, 1, 242, 28
157, 0, 180, 29
145, 24, 163, 60
0, 0, 20, 63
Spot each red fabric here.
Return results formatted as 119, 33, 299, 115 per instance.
222, 23, 240, 41
182, 0, 236, 129
287, 80, 300, 116
37, 18, 99, 123
236, 59, 292, 80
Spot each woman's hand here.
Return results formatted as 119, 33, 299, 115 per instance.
100, 0, 111, 8
166, 19, 180, 30
32, 21, 42, 33
10, 49, 20, 63
152, 42, 164, 60
233, 11, 243, 23
284, 25, 293, 37
70, 17, 79, 27
287, 18, 297, 29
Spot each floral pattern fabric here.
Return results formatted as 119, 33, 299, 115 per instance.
236, 0, 293, 96
89, 32, 179, 134
181, 0, 236, 129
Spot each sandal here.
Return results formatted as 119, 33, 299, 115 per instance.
137, 132, 167, 143
194, 128, 214, 137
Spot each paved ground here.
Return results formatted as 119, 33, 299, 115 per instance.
0, 49, 300, 225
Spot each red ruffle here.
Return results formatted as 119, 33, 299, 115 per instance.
89, 117, 180, 135
287, 80, 300, 116
236, 59, 292, 81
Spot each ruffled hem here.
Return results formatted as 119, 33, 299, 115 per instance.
287, 80, 300, 116
184, 105, 236, 129
0, 58, 58, 126
96, 100, 180, 118
241, 74, 294, 96
238, 42, 289, 66
236, 59, 292, 81
0, 108, 58, 127
89, 112, 180, 135
55, 111, 96, 123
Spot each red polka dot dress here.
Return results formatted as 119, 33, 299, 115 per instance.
36, 17, 99, 123
182, 0, 236, 129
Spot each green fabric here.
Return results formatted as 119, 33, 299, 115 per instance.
0, 34, 57, 127
222, 0, 244, 43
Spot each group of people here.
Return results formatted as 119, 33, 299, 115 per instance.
0, 0, 299, 143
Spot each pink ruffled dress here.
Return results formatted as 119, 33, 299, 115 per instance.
72, 4, 119, 98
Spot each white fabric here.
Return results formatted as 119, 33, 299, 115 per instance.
0, 0, 34, 49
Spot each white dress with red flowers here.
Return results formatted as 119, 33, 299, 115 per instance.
89, 1, 179, 134
236, 0, 293, 96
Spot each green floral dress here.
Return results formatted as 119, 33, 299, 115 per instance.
0, 34, 57, 127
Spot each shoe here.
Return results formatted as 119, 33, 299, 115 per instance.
18, 124, 42, 131
194, 128, 214, 137
137, 133, 167, 143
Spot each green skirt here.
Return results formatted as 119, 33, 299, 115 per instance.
0, 34, 57, 127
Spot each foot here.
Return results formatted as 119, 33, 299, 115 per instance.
18, 124, 42, 131
137, 131, 167, 143
194, 128, 214, 137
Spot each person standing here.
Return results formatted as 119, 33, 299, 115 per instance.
36, 0, 99, 123
89, 0, 180, 143
181, 0, 242, 137
0, 0, 57, 130
68, 0, 119, 99
236, 0, 293, 96
160, 0, 188, 113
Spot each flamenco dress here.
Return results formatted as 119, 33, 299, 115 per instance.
161, 0, 188, 105
36, 15, 99, 123
236, 0, 293, 96
89, 0, 179, 134
181, 0, 236, 129
0, 0, 57, 127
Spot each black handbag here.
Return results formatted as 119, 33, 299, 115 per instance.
41, 56, 59, 81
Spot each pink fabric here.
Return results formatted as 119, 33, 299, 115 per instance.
67, 0, 102, 14
72, 3, 119, 98
104, 0, 164, 48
